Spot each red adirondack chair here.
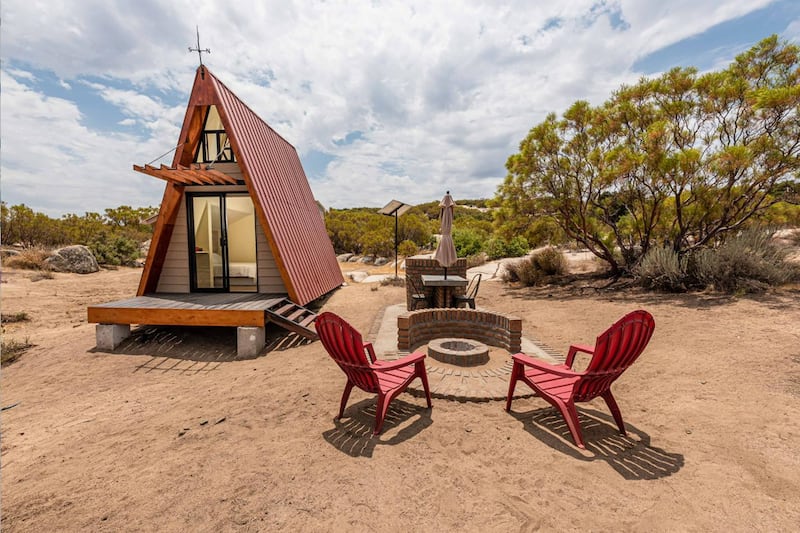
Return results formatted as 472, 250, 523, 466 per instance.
506, 310, 655, 448
316, 312, 433, 435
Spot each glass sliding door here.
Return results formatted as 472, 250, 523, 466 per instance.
190, 195, 226, 290
188, 193, 257, 293
224, 195, 258, 293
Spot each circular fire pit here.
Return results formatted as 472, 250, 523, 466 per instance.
428, 337, 490, 367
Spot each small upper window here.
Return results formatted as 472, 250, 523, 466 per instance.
194, 105, 235, 163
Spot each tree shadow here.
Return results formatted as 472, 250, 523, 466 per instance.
501, 279, 800, 311
87, 325, 311, 373
509, 406, 684, 480
322, 398, 433, 458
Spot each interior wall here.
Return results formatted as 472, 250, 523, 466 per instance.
226, 197, 256, 263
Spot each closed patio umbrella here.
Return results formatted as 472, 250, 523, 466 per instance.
434, 191, 457, 278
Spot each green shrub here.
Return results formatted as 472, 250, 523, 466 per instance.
484, 236, 530, 260
89, 236, 140, 266
452, 228, 485, 257
503, 247, 567, 286
687, 229, 797, 293
397, 239, 419, 257
636, 247, 687, 292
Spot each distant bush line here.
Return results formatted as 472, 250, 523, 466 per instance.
1, 203, 157, 266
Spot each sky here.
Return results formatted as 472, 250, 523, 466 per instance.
1, 0, 799, 217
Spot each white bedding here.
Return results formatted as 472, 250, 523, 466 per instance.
211, 254, 257, 279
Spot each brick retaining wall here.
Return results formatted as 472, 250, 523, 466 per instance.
397, 308, 522, 353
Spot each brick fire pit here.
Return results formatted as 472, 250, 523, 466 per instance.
397, 308, 522, 353
428, 337, 490, 366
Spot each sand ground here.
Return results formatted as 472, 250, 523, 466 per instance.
2, 265, 799, 532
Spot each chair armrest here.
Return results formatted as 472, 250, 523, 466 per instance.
372, 351, 426, 371
565, 343, 594, 368
511, 352, 579, 378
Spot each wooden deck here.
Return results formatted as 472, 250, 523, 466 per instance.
89, 293, 320, 340
88, 293, 287, 328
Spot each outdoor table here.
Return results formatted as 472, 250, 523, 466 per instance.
421, 274, 467, 308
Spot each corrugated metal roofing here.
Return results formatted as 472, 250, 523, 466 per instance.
174, 66, 343, 305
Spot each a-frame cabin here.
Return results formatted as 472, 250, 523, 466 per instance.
88, 65, 343, 356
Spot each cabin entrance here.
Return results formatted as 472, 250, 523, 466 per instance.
188, 192, 258, 293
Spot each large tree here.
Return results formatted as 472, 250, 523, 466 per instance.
499, 36, 800, 275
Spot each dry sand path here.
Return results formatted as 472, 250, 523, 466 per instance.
2, 267, 799, 531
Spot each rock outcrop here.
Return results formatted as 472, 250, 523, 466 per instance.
45, 245, 100, 274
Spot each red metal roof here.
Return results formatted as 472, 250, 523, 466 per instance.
170, 66, 343, 305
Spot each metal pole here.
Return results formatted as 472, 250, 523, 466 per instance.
394, 211, 399, 279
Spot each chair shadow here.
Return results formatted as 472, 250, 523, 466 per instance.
87, 325, 311, 374
509, 407, 684, 480
322, 398, 433, 458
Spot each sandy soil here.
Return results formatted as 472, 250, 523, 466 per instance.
2, 265, 800, 532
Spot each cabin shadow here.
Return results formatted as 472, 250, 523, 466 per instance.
89, 324, 310, 372
322, 398, 433, 458
509, 407, 684, 480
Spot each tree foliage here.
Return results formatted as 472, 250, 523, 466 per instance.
499, 36, 800, 274
324, 200, 502, 257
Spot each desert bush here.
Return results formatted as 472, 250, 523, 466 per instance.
89, 236, 140, 266
532, 247, 568, 276
3, 248, 52, 270
1, 312, 30, 323
1, 337, 33, 366
397, 239, 419, 257
503, 247, 567, 286
466, 252, 488, 268
29, 271, 55, 282
688, 229, 797, 293
636, 247, 687, 292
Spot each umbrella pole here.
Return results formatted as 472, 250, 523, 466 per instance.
444, 267, 448, 279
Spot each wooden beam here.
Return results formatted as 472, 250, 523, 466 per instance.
205, 169, 239, 184
87, 306, 266, 327
137, 183, 185, 295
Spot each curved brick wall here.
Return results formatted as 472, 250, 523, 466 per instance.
397, 308, 522, 353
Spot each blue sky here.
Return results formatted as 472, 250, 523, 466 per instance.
1, 0, 798, 216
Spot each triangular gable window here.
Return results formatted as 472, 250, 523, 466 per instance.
194, 105, 236, 163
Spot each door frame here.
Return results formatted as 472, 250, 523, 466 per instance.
187, 192, 229, 292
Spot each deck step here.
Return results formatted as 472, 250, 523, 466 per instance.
265, 298, 318, 340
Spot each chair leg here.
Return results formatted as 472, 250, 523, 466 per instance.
416, 362, 433, 408
602, 390, 627, 436
374, 392, 392, 435
554, 399, 586, 449
338, 381, 354, 419
468, 299, 475, 309
505, 362, 523, 411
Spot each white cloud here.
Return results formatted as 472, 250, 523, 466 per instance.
0, 0, 787, 214
0, 71, 167, 216
785, 18, 800, 42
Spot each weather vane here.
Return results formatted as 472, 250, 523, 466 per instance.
188, 26, 211, 66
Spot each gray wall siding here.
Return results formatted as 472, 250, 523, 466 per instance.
256, 226, 286, 294
156, 197, 190, 293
